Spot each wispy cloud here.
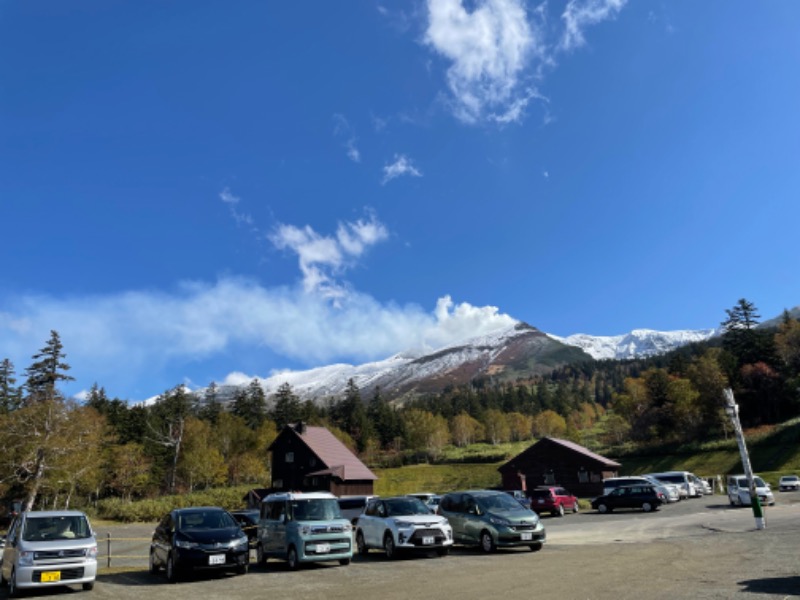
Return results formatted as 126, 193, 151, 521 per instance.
268, 212, 389, 297
424, 0, 543, 124
422, 0, 627, 124
560, 0, 627, 52
333, 114, 361, 163
382, 154, 423, 184
220, 187, 255, 228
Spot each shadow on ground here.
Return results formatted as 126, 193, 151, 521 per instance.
738, 576, 800, 596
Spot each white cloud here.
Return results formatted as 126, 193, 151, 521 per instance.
219, 187, 255, 227
268, 213, 389, 296
424, 0, 543, 124
560, 0, 627, 52
0, 281, 516, 401
333, 114, 361, 163
382, 154, 423, 184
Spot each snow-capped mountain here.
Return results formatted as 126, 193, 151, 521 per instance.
550, 328, 720, 360
188, 322, 719, 406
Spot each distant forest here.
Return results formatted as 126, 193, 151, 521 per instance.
1, 298, 798, 511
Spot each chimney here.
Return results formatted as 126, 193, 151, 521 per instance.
294, 421, 306, 434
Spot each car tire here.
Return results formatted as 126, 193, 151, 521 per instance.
256, 543, 265, 565
529, 542, 543, 552
556, 504, 565, 517
642, 502, 653, 512
572, 502, 580, 514
383, 533, 396, 560
166, 553, 179, 584
236, 563, 248, 575
148, 549, 160, 574
339, 557, 351, 566
480, 530, 495, 553
82, 581, 95, 591
356, 531, 369, 556
287, 546, 300, 571
597, 503, 609, 514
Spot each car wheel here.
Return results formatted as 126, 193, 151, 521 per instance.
597, 503, 609, 514
572, 501, 580, 514
480, 530, 495, 553
557, 504, 565, 517
436, 546, 450, 557
642, 502, 653, 512
82, 581, 95, 591
529, 542, 543, 552
8, 569, 19, 598
256, 543, 265, 565
148, 549, 160, 574
339, 557, 351, 566
236, 562, 248, 575
166, 553, 179, 584
383, 533, 396, 560
287, 546, 300, 571
356, 531, 369, 556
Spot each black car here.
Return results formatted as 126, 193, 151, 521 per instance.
591, 485, 665, 513
230, 509, 260, 549
149, 506, 249, 582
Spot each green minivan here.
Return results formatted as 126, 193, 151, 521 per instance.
438, 490, 546, 552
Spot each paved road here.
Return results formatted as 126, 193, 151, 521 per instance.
4, 495, 800, 599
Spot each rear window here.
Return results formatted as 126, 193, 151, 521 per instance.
529, 489, 553, 499
23, 515, 92, 541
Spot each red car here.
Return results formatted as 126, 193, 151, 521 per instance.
529, 486, 580, 517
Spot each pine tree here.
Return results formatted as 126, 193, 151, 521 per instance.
232, 379, 267, 429
198, 382, 222, 424
0, 358, 23, 413
271, 382, 301, 429
24, 330, 74, 403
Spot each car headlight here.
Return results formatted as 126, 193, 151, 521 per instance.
86, 546, 98, 559
343, 522, 352, 533
232, 535, 249, 549
394, 520, 413, 528
18, 551, 34, 567
488, 516, 511, 527
175, 538, 200, 549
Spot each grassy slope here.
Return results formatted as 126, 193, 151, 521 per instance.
374, 419, 800, 496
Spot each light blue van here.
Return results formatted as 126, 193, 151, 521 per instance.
256, 492, 353, 569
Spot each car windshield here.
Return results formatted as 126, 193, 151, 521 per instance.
22, 515, 92, 541
178, 510, 237, 530
476, 492, 527, 513
782, 476, 799, 482
385, 497, 430, 516
290, 499, 342, 521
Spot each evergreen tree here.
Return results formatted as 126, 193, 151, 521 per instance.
0, 358, 22, 413
24, 330, 74, 402
271, 382, 301, 429
231, 379, 267, 429
198, 382, 223, 424
721, 298, 765, 366
367, 387, 403, 448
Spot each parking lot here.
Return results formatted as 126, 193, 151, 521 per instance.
4, 495, 800, 599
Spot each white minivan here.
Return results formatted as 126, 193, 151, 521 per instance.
649, 471, 699, 498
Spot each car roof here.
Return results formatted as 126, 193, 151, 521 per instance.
22, 510, 89, 518
265, 492, 336, 502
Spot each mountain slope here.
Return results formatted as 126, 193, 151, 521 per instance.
551, 328, 719, 360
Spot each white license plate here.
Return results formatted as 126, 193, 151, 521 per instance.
538, 499, 545, 504
315, 543, 331, 553
422, 536, 435, 545
209, 554, 226, 565
520, 532, 532, 541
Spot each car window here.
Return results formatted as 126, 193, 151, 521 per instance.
384, 497, 429, 516
290, 498, 342, 521
476, 492, 526, 513
22, 515, 92, 541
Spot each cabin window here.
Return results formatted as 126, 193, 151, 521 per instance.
544, 470, 556, 485
578, 468, 589, 483
285, 452, 294, 463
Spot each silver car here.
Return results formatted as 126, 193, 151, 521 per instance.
1, 510, 98, 596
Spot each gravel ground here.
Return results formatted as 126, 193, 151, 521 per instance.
4, 494, 800, 599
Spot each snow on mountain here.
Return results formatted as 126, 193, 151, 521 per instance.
550, 328, 720, 360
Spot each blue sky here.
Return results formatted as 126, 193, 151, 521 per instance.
2, 1, 799, 402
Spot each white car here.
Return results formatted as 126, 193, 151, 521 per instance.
727, 475, 775, 506
641, 475, 681, 503
778, 475, 800, 491
355, 496, 453, 559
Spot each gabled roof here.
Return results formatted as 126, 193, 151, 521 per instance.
500, 436, 621, 471
272, 423, 377, 481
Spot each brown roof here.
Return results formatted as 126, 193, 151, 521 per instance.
287, 424, 377, 481
546, 437, 621, 468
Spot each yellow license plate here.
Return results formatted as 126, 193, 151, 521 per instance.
41, 571, 61, 583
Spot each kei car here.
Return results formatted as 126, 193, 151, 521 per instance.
778, 475, 800, 491
355, 496, 453, 558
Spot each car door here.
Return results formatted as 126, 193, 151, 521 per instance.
461, 495, 484, 545
265, 501, 287, 555
358, 499, 382, 548
151, 514, 173, 565
1, 516, 20, 580
440, 495, 467, 543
